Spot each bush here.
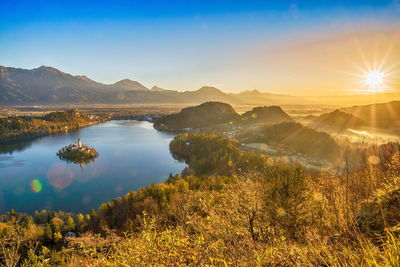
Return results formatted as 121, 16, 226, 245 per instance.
357, 178, 400, 235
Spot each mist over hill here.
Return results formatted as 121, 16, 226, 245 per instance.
341, 101, 400, 129
310, 110, 367, 131
236, 121, 341, 161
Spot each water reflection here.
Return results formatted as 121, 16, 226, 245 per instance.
0, 155, 25, 168
57, 153, 97, 167
0, 139, 35, 155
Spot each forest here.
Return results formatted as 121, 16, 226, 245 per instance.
0, 133, 399, 266
0, 110, 102, 142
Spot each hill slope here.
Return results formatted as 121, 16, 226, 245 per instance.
154, 102, 240, 130
240, 106, 293, 125
311, 110, 367, 131
0, 65, 105, 104
110, 79, 149, 91
340, 101, 400, 129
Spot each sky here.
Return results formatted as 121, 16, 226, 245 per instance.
0, 0, 399, 95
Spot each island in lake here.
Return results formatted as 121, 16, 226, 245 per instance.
57, 138, 99, 164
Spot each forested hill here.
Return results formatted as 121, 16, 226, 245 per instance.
0, 109, 102, 142
239, 106, 293, 125
154, 102, 240, 130
153, 102, 298, 131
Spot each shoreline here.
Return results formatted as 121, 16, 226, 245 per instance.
0, 118, 107, 144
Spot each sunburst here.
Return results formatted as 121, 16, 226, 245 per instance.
362, 70, 387, 93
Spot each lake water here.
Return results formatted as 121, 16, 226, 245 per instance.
0, 121, 185, 214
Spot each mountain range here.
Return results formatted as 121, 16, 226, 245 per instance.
2, 65, 399, 107
0, 65, 304, 105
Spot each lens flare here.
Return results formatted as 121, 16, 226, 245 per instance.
30, 179, 42, 193
47, 163, 75, 190
368, 155, 380, 165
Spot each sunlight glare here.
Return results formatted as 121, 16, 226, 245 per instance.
364, 71, 384, 89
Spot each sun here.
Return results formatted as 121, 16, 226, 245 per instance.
358, 70, 389, 93
364, 71, 385, 88
350, 48, 395, 94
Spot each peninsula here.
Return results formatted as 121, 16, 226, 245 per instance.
0, 109, 104, 143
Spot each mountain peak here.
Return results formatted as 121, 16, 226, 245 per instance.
151, 86, 169, 92
37, 65, 56, 70
250, 89, 261, 94
197, 86, 223, 93
115, 78, 134, 83
112, 79, 149, 91
240, 105, 293, 125
239, 89, 262, 95
34, 65, 64, 74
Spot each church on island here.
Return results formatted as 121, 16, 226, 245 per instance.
57, 138, 98, 163
70, 138, 84, 151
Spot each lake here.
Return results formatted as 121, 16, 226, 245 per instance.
0, 120, 185, 214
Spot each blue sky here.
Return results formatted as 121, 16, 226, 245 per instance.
1, 0, 399, 94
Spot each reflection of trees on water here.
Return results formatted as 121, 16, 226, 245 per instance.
0, 138, 36, 155
57, 155, 97, 168
0, 128, 81, 155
